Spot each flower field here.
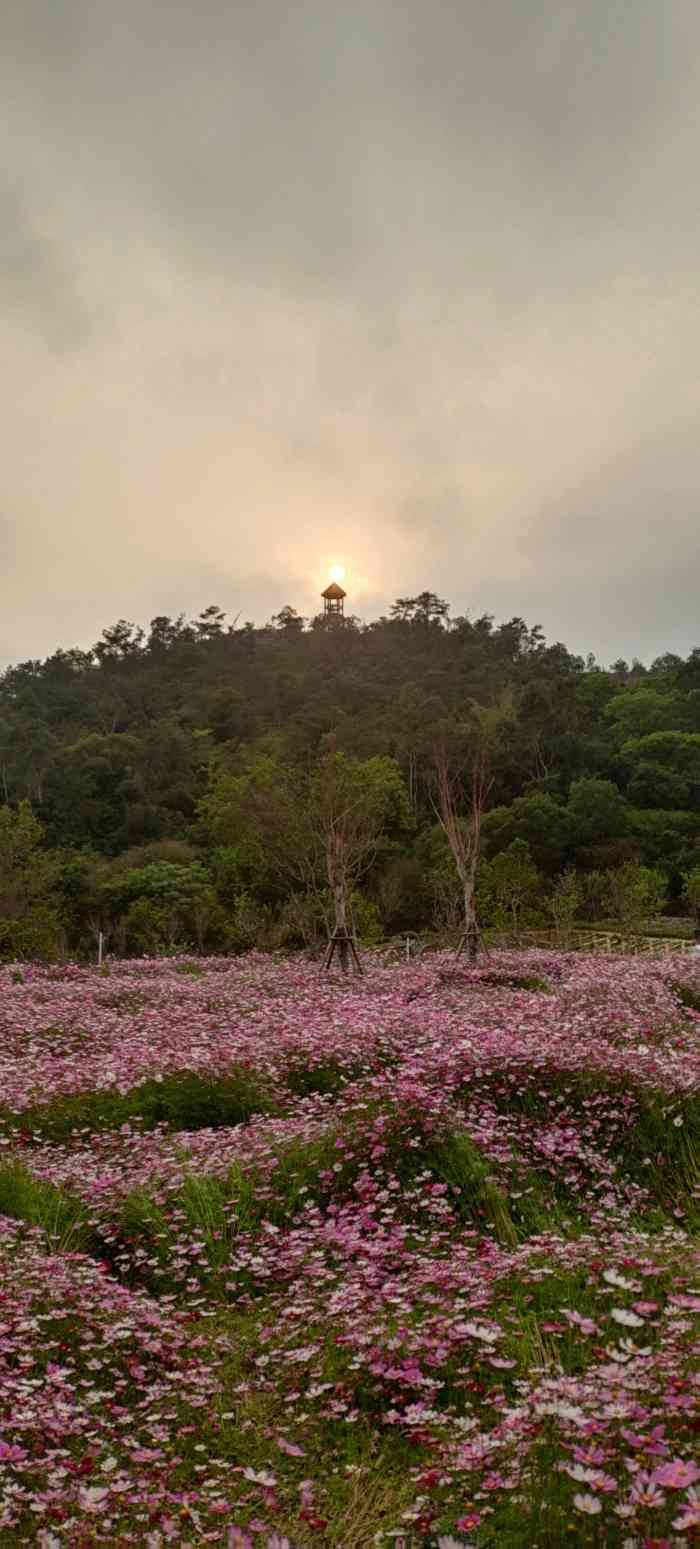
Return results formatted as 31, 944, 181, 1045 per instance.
0, 951, 698, 1549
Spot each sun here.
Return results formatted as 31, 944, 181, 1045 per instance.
328, 563, 346, 585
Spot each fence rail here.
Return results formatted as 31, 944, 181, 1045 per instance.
486, 928, 696, 956
378, 929, 697, 962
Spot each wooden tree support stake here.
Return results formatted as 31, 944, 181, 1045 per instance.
454, 921, 490, 964
323, 926, 363, 974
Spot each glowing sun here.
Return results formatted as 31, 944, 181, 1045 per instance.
328, 563, 346, 585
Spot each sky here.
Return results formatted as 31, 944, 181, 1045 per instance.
2, 0, 699, 669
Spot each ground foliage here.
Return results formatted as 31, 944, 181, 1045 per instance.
0, 949, 698, 1547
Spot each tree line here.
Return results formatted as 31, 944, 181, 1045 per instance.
0, 594, 699, 959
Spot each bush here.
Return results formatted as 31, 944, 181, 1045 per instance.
478, 840, 545, 934
605, 861, 667, 932
225, 891, 273, 952
350, 893, 383, 945
0, 905, 64, 962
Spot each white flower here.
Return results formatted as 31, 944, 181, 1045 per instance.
573, 1493, 602, 1515
242, 1467, 277, 1488
535, 1400, 586, 1424
564, 1464, 602, 1484
603, 1269, 636, 1291
611, 1308, 644, 1327
78, 1486, 110, 1512
462, 1321, 499, 1344
619, 1338, 651, 1356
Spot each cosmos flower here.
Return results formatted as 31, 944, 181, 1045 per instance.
1, 950, 698, 1541
573, 1493, 602, 1515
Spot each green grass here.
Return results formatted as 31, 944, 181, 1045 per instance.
399, 1129, 519, 1243
473, 1069, 700, 1230
479, 972, 552, 993
616, 1090, 700, 1229
284, 1056, 363, 1098
0, 1161, 100, 1255
196, 1301, 420, 1547
0, 1065, 275, 1143
671, 978, 700, 1012
112, 1132, 359, 1291
35, 1122, 568, 1296
463, 1443, 611, 1548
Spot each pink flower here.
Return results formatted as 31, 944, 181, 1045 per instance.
672, 1486, 700, 1531
276, 1436, 306, 1457
629, 1473, 666, 1509
653, 1460, 700, 1490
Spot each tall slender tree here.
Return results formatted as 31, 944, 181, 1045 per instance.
433, 740, 490, 961
431, 700, 509, 960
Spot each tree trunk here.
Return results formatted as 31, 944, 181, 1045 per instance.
464, 880, 478, 962
334, 877, 350, 974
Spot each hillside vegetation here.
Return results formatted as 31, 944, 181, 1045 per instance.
1, 597, 699, 957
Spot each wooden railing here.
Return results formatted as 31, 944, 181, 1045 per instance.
379, 929, 697, 961
486, 928, 696, 956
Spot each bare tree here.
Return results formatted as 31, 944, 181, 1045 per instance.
433, 739, 491, 961
431, 698, 511, 962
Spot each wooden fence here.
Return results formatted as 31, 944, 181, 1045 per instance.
380, 929, 697, 963
486, 928, 696, 956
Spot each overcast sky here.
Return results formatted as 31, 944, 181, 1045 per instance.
2, 0, 699, 668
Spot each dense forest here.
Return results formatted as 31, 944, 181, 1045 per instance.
1, 593, 699, 959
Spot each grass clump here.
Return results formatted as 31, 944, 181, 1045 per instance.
97, 988, 152, 1012
671, 978, 700, 1012
615, 1090, 700, 1227
391, 1128, 519, 1243
0, 1161, 99, 1255
1, 1066, 275, 1143
426, 1134, 517, 1243
114, 1133, 358, 1291
113, 1124, 533, 1292
479, 972, 552, 993
284, 1057, 362, 1098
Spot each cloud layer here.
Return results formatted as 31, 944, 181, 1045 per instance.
3, 0, 699, 665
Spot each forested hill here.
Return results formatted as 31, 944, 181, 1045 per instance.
1, 594, 699, 957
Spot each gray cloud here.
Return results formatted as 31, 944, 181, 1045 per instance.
1, 0, 699, 666
0, 189, 92, 348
